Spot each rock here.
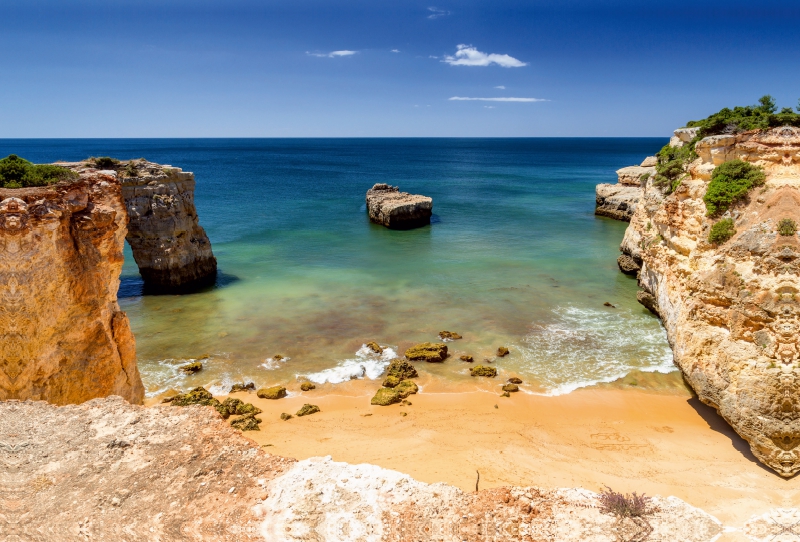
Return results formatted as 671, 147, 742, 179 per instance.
603, 302, 616, 308
0, 173, 144, 404
508, 377, 522, 384
256, 386, 287, 400
617, 254, 641, 275
500, 391, 511, 398
170, 387, 219, 407
273, 354, 284, 361
405, 342, 448, 362
395, 380, 419, 399
618, 126, 800, 477
497, 347, 510, 357
371, 387, 401, 406
616, 166, 655, 187
280, 413, 292, 421
230, 414, 261, 431
296, 404, 320, 417
365, 183, 433, 229
641, 156, 658, 167
636, 291, 659, 315
237, 402, 262, 416
120, 161, 216, 292
365, 341, 383, 354
502, 383, 519, 393
438, 331, 462, 340
229, 382, 255, 393
178, 361, 202, 374
595, 183, 642, 222
300, 381, 316, 391
459, 355, 474, 362
382, 375, 400, 388
470, 366, 497, 378
216, 397, 242, 419
386, 358, 418, 379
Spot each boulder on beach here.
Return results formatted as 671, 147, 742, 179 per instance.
502, 383, 519, 393
296, 404, 320, 417
405, 342, 448, 363
365, 183, 433, 229
395, 380, 419, 399
382, 375, 400, 388
386, 358, 419, 379
229, 382, 255, 393
508, 377, 522, 385
280, 412, 292, 421
170, 387, 219, 407
371, 387, 401, 406
438, 331, 462, 340
470, 365, 497, 378
459, 355, 474, 362
497, 347, 510, 357
230, 414, 261, 431
179, 361, 202, 374
366, 341, 383, 354
257, 386, 287, 400
300, 382, 316, 391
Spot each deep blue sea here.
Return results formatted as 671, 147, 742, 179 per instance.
1, 138, 680, 397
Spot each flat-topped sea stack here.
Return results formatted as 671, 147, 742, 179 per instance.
366, 183, 432, 229
617, 123, 800, 476
0, 171, 144, 404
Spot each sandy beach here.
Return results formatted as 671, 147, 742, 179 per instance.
205, 379, 800, 535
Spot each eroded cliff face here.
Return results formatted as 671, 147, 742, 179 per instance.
120, 160, 217, 292
0, 173, 144, 404
620, 127, 800, 476
594, 158, 655, 222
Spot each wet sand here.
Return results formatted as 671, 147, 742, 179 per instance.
211, 380, 800, 535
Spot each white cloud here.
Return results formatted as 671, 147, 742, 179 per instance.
449, 96, 548, 102
484, 106, 496, 109
443, 45, 527, 68
428, 7, 451, 19
495, 85, 506, 89
391, 49, 400, 53
429, 55, 439, 59
306, 50, 357, 58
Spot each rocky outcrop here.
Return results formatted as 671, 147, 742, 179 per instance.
119, 160, 217, 292
0, 397, 723, 541
619, 126, 800, 477
0, 173, 144, 404
366, 183, 432, 229
595, 161, 654, 222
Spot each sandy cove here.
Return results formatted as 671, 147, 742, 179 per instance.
176, 378, 800, 537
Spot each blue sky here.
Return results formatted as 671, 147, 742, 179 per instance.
3, 0, 800, 137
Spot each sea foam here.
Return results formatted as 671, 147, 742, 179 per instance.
304, 345, 397, 384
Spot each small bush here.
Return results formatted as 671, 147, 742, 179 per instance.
598, 486, 656, 518
704, 160, 765, 216
708, 218, 736, 245
778, 218, 797, 236
0, 154, 78, 188
88, 156, 120, 169
124, 161, 139, 177
653, 138, 699, 193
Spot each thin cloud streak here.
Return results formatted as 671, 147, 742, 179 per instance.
443, 45, 526, 68
449, 97, 547, 102
306, 50, 357, 58
427, 7, 451, 19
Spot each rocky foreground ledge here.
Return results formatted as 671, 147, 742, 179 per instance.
366, 183, 432, 229
0, 397, 723, 541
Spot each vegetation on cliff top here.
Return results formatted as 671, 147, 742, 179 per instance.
0, 154, 78, 189
704, 160, 766, 216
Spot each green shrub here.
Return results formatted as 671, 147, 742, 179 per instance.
0, 154, 78, 188
708, 218, 736, 245
703, 160, 765, 215
124, 161, 139, 178
686, 95, 800, 137
653, 135, 700, 193
778, 218, 797, 236
88, 156, 120, 169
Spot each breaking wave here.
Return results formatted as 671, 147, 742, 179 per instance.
304, 345, 398, 384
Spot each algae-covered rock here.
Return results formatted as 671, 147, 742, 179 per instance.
237, 402, 262, 416
500, 391, 511, 398
300, 382, 316, 391
386, 359, 418, 380
216, 397, 242, 419
438, 331, 462, 340
296, 404, 320, 417
230, 414, 261, 431
170, 387, 220, 407
229, 382, 255, 393
508, 377, 522, 385
404, 342, 448, 363
256, 386, 287, 400
280, 413, 292, 421
273, 354, 284, 361
382, 375, 400, 388
502, 383, 519, 393
497, 347, 510, 357
395, 380, 418, 399
470, 365, 497, 378
366, 341, 383, 354
459, 355, 474, 363
371, 387, 401, 406
179, 361, 203, 374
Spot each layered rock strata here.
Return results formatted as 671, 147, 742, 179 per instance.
594, 157, 655, 221
0, 173, 144, 404
366, 183, 433, 229
619, 126, 800, 476
119, 160, 217, 292
0, 397, 723, 541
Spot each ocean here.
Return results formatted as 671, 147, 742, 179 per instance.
3, 138, 679, 397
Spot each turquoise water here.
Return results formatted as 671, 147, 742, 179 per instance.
3, 138, 676, 396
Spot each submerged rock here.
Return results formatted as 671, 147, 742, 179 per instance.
502, 383, 519, 393
395, 380, 419, 399
470, 366, 498, 378
497, 347, 510, 357
386, 358, 419, 380
296, 404, 320, 417
459, 355, 474, 363
257, 386, 287, 400
230, 414, 261, 431
371, 387, 401, 406
365, 183, 433, 229
405, 342, 448, 363
438, 331, 462, 340
366, 341, 383, 354
178, 361, 202, 374
300, 382, 316, 391
229, 382, 256, 393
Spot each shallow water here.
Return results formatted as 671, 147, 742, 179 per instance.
2, 138, 677, 396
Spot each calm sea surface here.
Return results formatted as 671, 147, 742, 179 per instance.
3, 138, 678, 396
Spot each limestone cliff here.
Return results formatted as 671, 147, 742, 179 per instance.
619, 127, 800, 477
366, 183, 433, 229
0, 173, 144, 404
594, 158, 655, 222
119, 160, 217, 292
